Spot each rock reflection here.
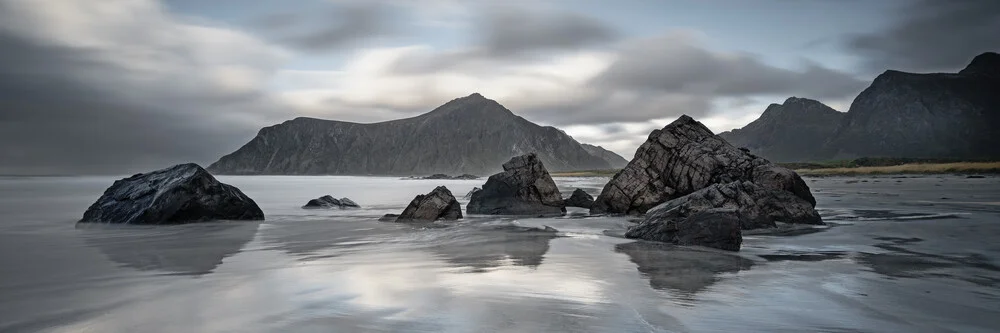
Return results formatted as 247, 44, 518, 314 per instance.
857, 237, 1000, 286
429, 224, 559, 272
79, 222, 259, 276
615, 241, 754, 295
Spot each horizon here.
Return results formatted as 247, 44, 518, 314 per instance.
1, 0, 997, 175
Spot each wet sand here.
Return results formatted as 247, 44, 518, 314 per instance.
0, 175, 997, 332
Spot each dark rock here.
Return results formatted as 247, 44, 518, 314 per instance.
424, 174, 452, 179
563, 188, 594, 209
642, 181, 822, 230
718, 97, 845, 162
302, 195, 359, 209
966, 175, 986, 179
393, 186, 463, 222
454, 174, 479, 180
625, 208, 743, 251
467, 153, 566, 216
208, 93, 615, 175
591, 115, 815, 215
80, 163, 264, 225
379, 214, 400, 222
463, 187, 481, 199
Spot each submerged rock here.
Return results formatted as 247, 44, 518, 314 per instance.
591, 115, 815, 215
80, 163, 264, 225
464, 187, 482, 199
423, 173, 452, 180
625, 208, 743, 251
564, 188, 595, 209
379, 214, 400, 222
302, 195, 360, 209
391, 186, 463, 222
467, 153, 566, 216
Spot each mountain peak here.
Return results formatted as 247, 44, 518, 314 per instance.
959, 52, 1000, 77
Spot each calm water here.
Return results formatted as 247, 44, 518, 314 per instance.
0, 175, 998, 332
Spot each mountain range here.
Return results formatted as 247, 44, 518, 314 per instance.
720, 52, 1000, 162
208, 93, 625, 175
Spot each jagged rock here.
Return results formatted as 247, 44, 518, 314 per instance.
464, 187, 481, 199
208, 93, 621, 175
591, 115, 815, 215
390, 186, 463, 222
642, 181, 822, 230
563, 188, 594, 209
80, 163, 264, 225
625, 208, 743, 251
467, 153, 566, 216
302, 195, 360, 209
718, 97, 845, 162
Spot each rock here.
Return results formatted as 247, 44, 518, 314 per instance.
467, 153, 566, 216
454, 174, 479, 180
424, 173, 452, 179
591, 115, 815, 215
379, 214, 400, 222
642, 181, 822, 230
208, 93, 616, 175
563, 188, 594, 209
464, 187, 482, 199
393, 186, 463, 222
966, 175, 986, 179
625, 208, 743, 251
80, 163, 264, 225
302, 195, 360, 209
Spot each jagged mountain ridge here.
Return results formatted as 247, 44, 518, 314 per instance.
208, 93, 624, 175
721, 52, 1000, 161
718, 97, 844, 162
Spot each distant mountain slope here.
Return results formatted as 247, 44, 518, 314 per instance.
581, 144, 629, 168
718, 97, 844, 162
208, 93, 613, 175
825, 52, 1000, 159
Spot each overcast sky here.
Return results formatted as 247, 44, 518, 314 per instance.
0, 0, 997, 175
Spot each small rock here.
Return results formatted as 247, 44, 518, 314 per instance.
394, 186, 463, 222
467, 153, 566, 216
379, 214, 400, 222
967, 175, 986, 179
563, 188, 595, 209
303, 195, 359, 209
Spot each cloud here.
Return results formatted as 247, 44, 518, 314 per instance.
846, 0, 1000, 73
479, 6, 618, 57
250, 2, 397, 52
0, 0, 290, 174
592, 32, 867, 99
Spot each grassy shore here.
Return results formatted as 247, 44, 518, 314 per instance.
795, 162, 1000, 176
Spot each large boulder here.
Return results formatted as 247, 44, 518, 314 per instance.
625, 208, 743, 251
80, 163, 264, 225
302, 195, 360, 209
642, 181, 821, 230
591, 115, 815, 215
564, 188, 594, 209
387, 186, 463, 222
467, 153, 566, 216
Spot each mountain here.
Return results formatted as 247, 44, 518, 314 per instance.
718, 97, 844, 162
581, 144, 629, 168
825, 52, 1000, 159
208, 93, 613, 175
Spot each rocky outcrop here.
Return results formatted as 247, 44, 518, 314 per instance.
718, 97, 844, 162
302, 195, 359, 209
640, 181, 821, 229
423, 174, 479, 180
80, 163, 264, 225
581, 144, 629, 168
625, 209, 743, 251
208, 93, 614, 175
467, 153, 566, 216
824, 52, 1000, 159
591, 115, 815, 215
385, 186, 463, 222
463, 187, 481, 199
563, 188, 594, 209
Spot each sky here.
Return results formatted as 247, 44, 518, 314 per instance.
0, 0, 997, 175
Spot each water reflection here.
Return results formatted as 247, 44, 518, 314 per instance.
857, 237, 1000, 286
615, 241, 754, 295
428, 223, 560, 272
259, 218, 392, 259
79, 222, 259, 276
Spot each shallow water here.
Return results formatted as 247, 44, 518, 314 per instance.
0, 175, 998, 332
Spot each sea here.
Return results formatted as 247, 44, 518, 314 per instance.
0, 175, 998, 332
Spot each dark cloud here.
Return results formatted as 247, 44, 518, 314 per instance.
253, 3, 397, 52
0, 1, 289, 175
480, 7, 618, 57
592, 33, 867, 100
847, 0, 1000, 73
